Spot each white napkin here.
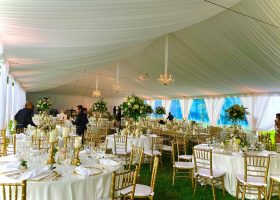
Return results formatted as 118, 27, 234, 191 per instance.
99, 159, 119, 166
258, 150, 278, 156
16, 133, 26, 140
74, 166, 100, 177
20, 166, 50, 180
150, 134, 157, 138
0, 161, 21, 173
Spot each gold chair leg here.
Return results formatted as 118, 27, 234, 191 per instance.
258, 188, 261, 200
268, 179, 273, 200
172, 168, 175, 186
264, 187, 268, 200
191, 169, 194, 188
242, 185, 246, 200
236, 181, 239, 200
222, 177, 225, 197
211, 179, 216, 200
193, 176, 197, 197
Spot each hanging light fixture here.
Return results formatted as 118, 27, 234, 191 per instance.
158, 34, 174, 86
113, 61, 122, 93
92, 75, 102, 98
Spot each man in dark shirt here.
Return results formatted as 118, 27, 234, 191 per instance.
15, 102, 36, 129
167, 112, 174, 121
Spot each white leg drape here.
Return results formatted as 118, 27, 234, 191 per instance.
0, 64, 7, 130
204, 97, 224, 126
179, 98, 193, 121
240, 96, 280, 131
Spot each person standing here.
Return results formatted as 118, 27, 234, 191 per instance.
167, 112, 174, 121
113, 106, 117, 117
116, 106, 122, 129
72, 105, 89, 140
15, 102, 36, 131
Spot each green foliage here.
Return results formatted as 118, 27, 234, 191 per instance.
226, 104, 249, 123
37, 97, 52, 111
145, 104, 153, 115
121, 94, 148, 121
92, 99, 108, 113
155, 106, 166, 115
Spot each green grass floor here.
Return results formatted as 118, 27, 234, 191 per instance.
139, 158, 278, 200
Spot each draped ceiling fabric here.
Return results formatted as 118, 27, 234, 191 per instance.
2, 0, 280, 99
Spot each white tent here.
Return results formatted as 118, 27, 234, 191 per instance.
1, 0, 280, 99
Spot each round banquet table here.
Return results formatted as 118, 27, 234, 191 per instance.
0, 152, 123, 200
106, 134, 155, 152
196, 145, 280, 199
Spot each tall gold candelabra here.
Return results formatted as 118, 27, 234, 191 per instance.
47, 142, 56, 164
71, 147, 81, 166
63, 136, 69, 149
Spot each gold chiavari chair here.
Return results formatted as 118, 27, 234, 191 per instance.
122, 156, 159, 200
108, 166, 138, 200
236, 153, 270, 200
0, 180, 27, 200
193, 148, 226, 200
144, 137, 163, 170
127, 145, 144, 182
171, 141, 194, 186
162, 131, 175, 161
176, 135, 192, 161
268, 175, 280, 200
114, 135, 130, 165
0, 130, 7, 156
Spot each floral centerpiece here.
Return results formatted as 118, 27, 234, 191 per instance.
37, 97, 52, 112
154, 106, 166, 115
91, 99, 108, 113
121, 94, 148, 121
226, 104, 249, 123
224, 126, 248, 148
145, 104, 153, 115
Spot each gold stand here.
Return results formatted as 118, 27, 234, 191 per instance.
63, 136, 69, 148
47, 142, 56, 164
71, 147, 81, 166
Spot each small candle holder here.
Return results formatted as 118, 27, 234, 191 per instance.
71, 147, 81, 166
63, 136, 70, 149
47, 142, 56, 164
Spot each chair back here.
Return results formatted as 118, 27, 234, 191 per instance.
171, 141, 176, 165
176, 135, 187, 159
193, 148, 213, 177
110, 166, 138, 200
113, 135, 128, 154
150, 137, 163, 155
128, 145, 144, 171
0, 180, 27, 200
150, 156, 160, 192
243, 153, 270, 184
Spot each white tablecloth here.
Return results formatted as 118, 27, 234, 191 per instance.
106, 134, 152, 152
211, 151, 280, 199
0, 152, 123, 200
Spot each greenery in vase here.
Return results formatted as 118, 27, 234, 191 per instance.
155, 106, 166, 115
226, 104, 249, 123
91, 99, 108, 113
20, 159, 27, 168
224, 126, 248, 147
145, 104, 153, 115
37, 97, 52, 112
121, 94, 148, 121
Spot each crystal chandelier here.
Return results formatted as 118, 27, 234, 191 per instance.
92, 75, 102, 98
113, 61, 122, 93
158, 34, 174, 86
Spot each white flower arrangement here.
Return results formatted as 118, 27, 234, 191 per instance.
92, 99, 108, 113
37, 97, 52, 111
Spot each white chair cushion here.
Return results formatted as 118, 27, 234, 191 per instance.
174, 162, 194, 169
144, 150, 161, 156
121, 184, 153, 197
236, 173, 267, 186
195, 168, 225, 178
178, 155, 192, 160
271, 175, 280, 182
162, 145, 172, 151
116, 149, 130, 155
